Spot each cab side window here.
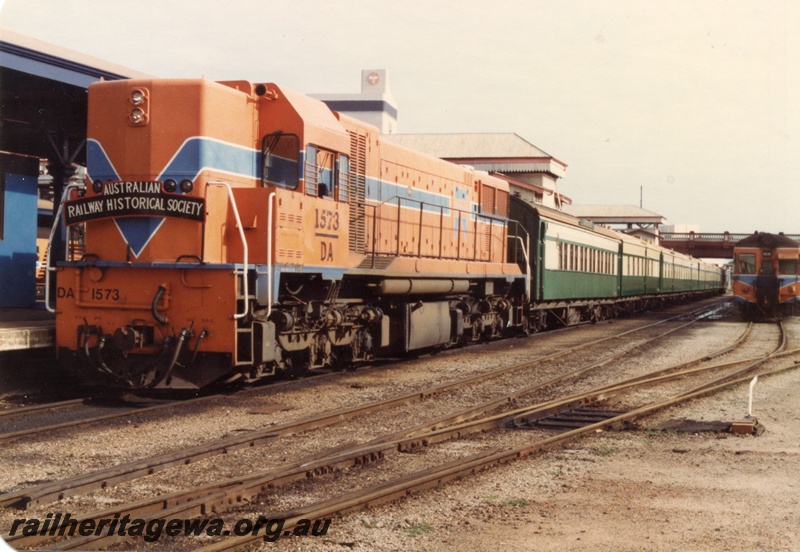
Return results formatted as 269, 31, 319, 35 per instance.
262, 133, 300, 190
305, 145, 335, 199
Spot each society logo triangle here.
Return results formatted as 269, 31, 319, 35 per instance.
86, 140, 167, 258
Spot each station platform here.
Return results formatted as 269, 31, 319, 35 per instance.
0, 307, 55, 351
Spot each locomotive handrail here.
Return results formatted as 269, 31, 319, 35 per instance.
366, 195, 511, 224
511, 231, 531, 298
44, 183, 85, 313
266, 192, 275, 316
208, 181, 249, 320
355, 195, 511, 265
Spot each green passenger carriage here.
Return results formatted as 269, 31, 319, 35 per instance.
510, 197, 722, 331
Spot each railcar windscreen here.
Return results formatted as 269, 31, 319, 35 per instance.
778, 258, 799, 275
736, 253, 756, 274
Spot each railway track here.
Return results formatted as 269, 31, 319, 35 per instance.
198, 349, 800, 552
0, 299, 727, 446
0, 398, 86, 421
6, 306, 798, 550
0, 301, 728, 510
0, 370, 349, 445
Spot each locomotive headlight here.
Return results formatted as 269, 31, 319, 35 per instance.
130, 108, 146, 124
130, 89, 146, 105
163, 179, 177, 192
92, 180, 103, 194
179, 179, 194, 193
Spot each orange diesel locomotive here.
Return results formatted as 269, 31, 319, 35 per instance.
52, 79, 529, 389
732, 232, 800, 319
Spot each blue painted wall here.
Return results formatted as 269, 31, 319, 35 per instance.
0, 153, 39, 307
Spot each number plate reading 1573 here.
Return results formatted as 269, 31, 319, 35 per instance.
314, 208, 339, 231
91, 288, 120, 301
56, 287, 120, 301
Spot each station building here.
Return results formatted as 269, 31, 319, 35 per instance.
383, 133, 569, 210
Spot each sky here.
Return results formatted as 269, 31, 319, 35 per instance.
1, 0, 798, 233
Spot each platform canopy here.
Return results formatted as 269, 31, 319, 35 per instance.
0, 29, 150, 165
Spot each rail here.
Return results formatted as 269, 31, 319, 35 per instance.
11, 302, 787, 550
0, 301, 723, 513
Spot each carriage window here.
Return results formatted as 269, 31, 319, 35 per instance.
778, 259, 798, 275
736, 253, 756, 275
262, 133, 299, 190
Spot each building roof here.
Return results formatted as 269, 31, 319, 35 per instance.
0, 29, 151, 163
562, 204, 666, 225
383, 133, 567, 177
385, 133, 550, 158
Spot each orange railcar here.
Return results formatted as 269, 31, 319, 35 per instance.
732, 232, 800, 319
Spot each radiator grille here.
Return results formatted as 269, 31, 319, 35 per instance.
348, 130, 367, 254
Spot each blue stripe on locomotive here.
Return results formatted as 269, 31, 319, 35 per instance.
87, 138, 493, 259
87, 138, 263, 186
159, 138, 261, 185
